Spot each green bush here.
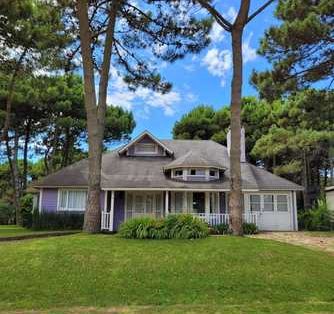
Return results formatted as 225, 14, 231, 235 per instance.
242, 223, 258, 235
210, 223, 231, 235
20, 194, 34, 228
299, 198, 333, 231
0, 200, 15, 225
119, 214, 208, 239
31, 210, 84, 230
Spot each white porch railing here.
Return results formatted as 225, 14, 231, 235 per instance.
191, 212, 258, 226
101, 211, 110, 230
101, 211, 259, 231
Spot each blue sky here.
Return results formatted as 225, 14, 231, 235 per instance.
107, 1, 278, 140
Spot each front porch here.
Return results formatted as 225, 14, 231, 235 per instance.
101, 190, 259, 231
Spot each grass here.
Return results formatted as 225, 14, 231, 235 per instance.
0, 225, 48, 238
0, 234, 333, 313
0, 225, 80, 238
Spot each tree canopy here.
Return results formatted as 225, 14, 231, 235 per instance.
252, 0, 334, 100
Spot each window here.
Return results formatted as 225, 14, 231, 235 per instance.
277, 195, 288, 211
209, 169, 217, 177
174, 169, 183, 177
134, 143, 157, 154
189, 169, 205, 176
250, 195, 261, 211
126, 192, 163, 219
190, 169, 197, 175
263, 195, 274, 211
59, 190, 86, 211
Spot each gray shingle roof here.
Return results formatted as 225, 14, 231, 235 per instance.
34, 139, 303, 191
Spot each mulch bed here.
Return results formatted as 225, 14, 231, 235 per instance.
0, 231, 81, 242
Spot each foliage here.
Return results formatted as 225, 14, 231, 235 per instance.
252, 0, 334, 100
242, 223, 258, 235
210, 223, 231, 235
31, 211, 84, 231
173, 90, 334, 205
119, 214, 209, 239
299, 198, 333, 231
0, 200, 15, 224
0, 235, 334, 312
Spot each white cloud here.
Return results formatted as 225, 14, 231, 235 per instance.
183, 63, 195, 72
226, 6, 237, 22
209, 21, 225, 43
242, 33, 257, 63
201, 48, 232, 86
106, 68, 184, 117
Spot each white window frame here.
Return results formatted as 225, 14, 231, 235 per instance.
247, 193, 290, 213
134, 142, 158, 155
57, 189, 87, 211
173, 169, 183, 178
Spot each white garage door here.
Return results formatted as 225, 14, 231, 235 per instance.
247, 193, 294, 231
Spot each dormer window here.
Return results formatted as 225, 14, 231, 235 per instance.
134, 143, 157, 155
174, 169, 183, 177
209, 169, 218, 177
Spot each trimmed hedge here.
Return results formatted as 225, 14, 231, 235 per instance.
31, 211, 84, 230
119, 214, 209, 239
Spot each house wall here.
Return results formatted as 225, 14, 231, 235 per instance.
40, 188, 58, 212
126, 135, 165, 156
114, 191, 125, 230
326, 190, 334, 211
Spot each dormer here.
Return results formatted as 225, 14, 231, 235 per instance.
118, 130, 174, 157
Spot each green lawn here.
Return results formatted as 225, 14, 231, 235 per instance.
0, 225, 79, 238
0, 225, 47, 238
0, 234, 333, 313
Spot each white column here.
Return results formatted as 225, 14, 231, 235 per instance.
39, 189, 43, 213
183, 191, 188, 213
205, 192, 210, 214
293, 191, 298, 231
109, 191, 115, 231
217, 192, 220, 213
165, 191, 169, 216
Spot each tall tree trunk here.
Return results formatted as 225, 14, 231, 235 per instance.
23, 119, 31, 190
1, 49, 27, 142
5, 130, 22, 225
77, 0, 120, 233
228, 0, 250, 236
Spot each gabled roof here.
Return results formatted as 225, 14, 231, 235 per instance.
35, 138, 303, 191
118, 130, 174, 155
164, 150, 226, 170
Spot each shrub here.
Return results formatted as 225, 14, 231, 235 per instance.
210, 223, 231, 235
242, 223, 258, 235
31, 211, 84, 230
20, 194, 34, 228
0, 200, 15, 225
166, 214, 209, 239
119, 214, 209, 239
299, 198, 333, 231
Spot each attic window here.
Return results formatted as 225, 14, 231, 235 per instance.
174, 169, 183, 177
134, 143, 157, 154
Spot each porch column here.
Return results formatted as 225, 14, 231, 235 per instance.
217, 192, 220, 213
165, 191, 169, 215
293, 191, 298, 231
183, 191, 187, 213
205, 192, 210, 214
109, 191, 115, 231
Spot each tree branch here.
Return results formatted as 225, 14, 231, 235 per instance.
247, 0, 275, 24
196, 0, 232, 32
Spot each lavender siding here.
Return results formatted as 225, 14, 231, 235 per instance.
100, 191, 105, 210
41, 188, 58, 212
113, 191, 125, 230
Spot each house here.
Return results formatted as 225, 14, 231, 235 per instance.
34, 130, 303, 231
325, 186, 334, 211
